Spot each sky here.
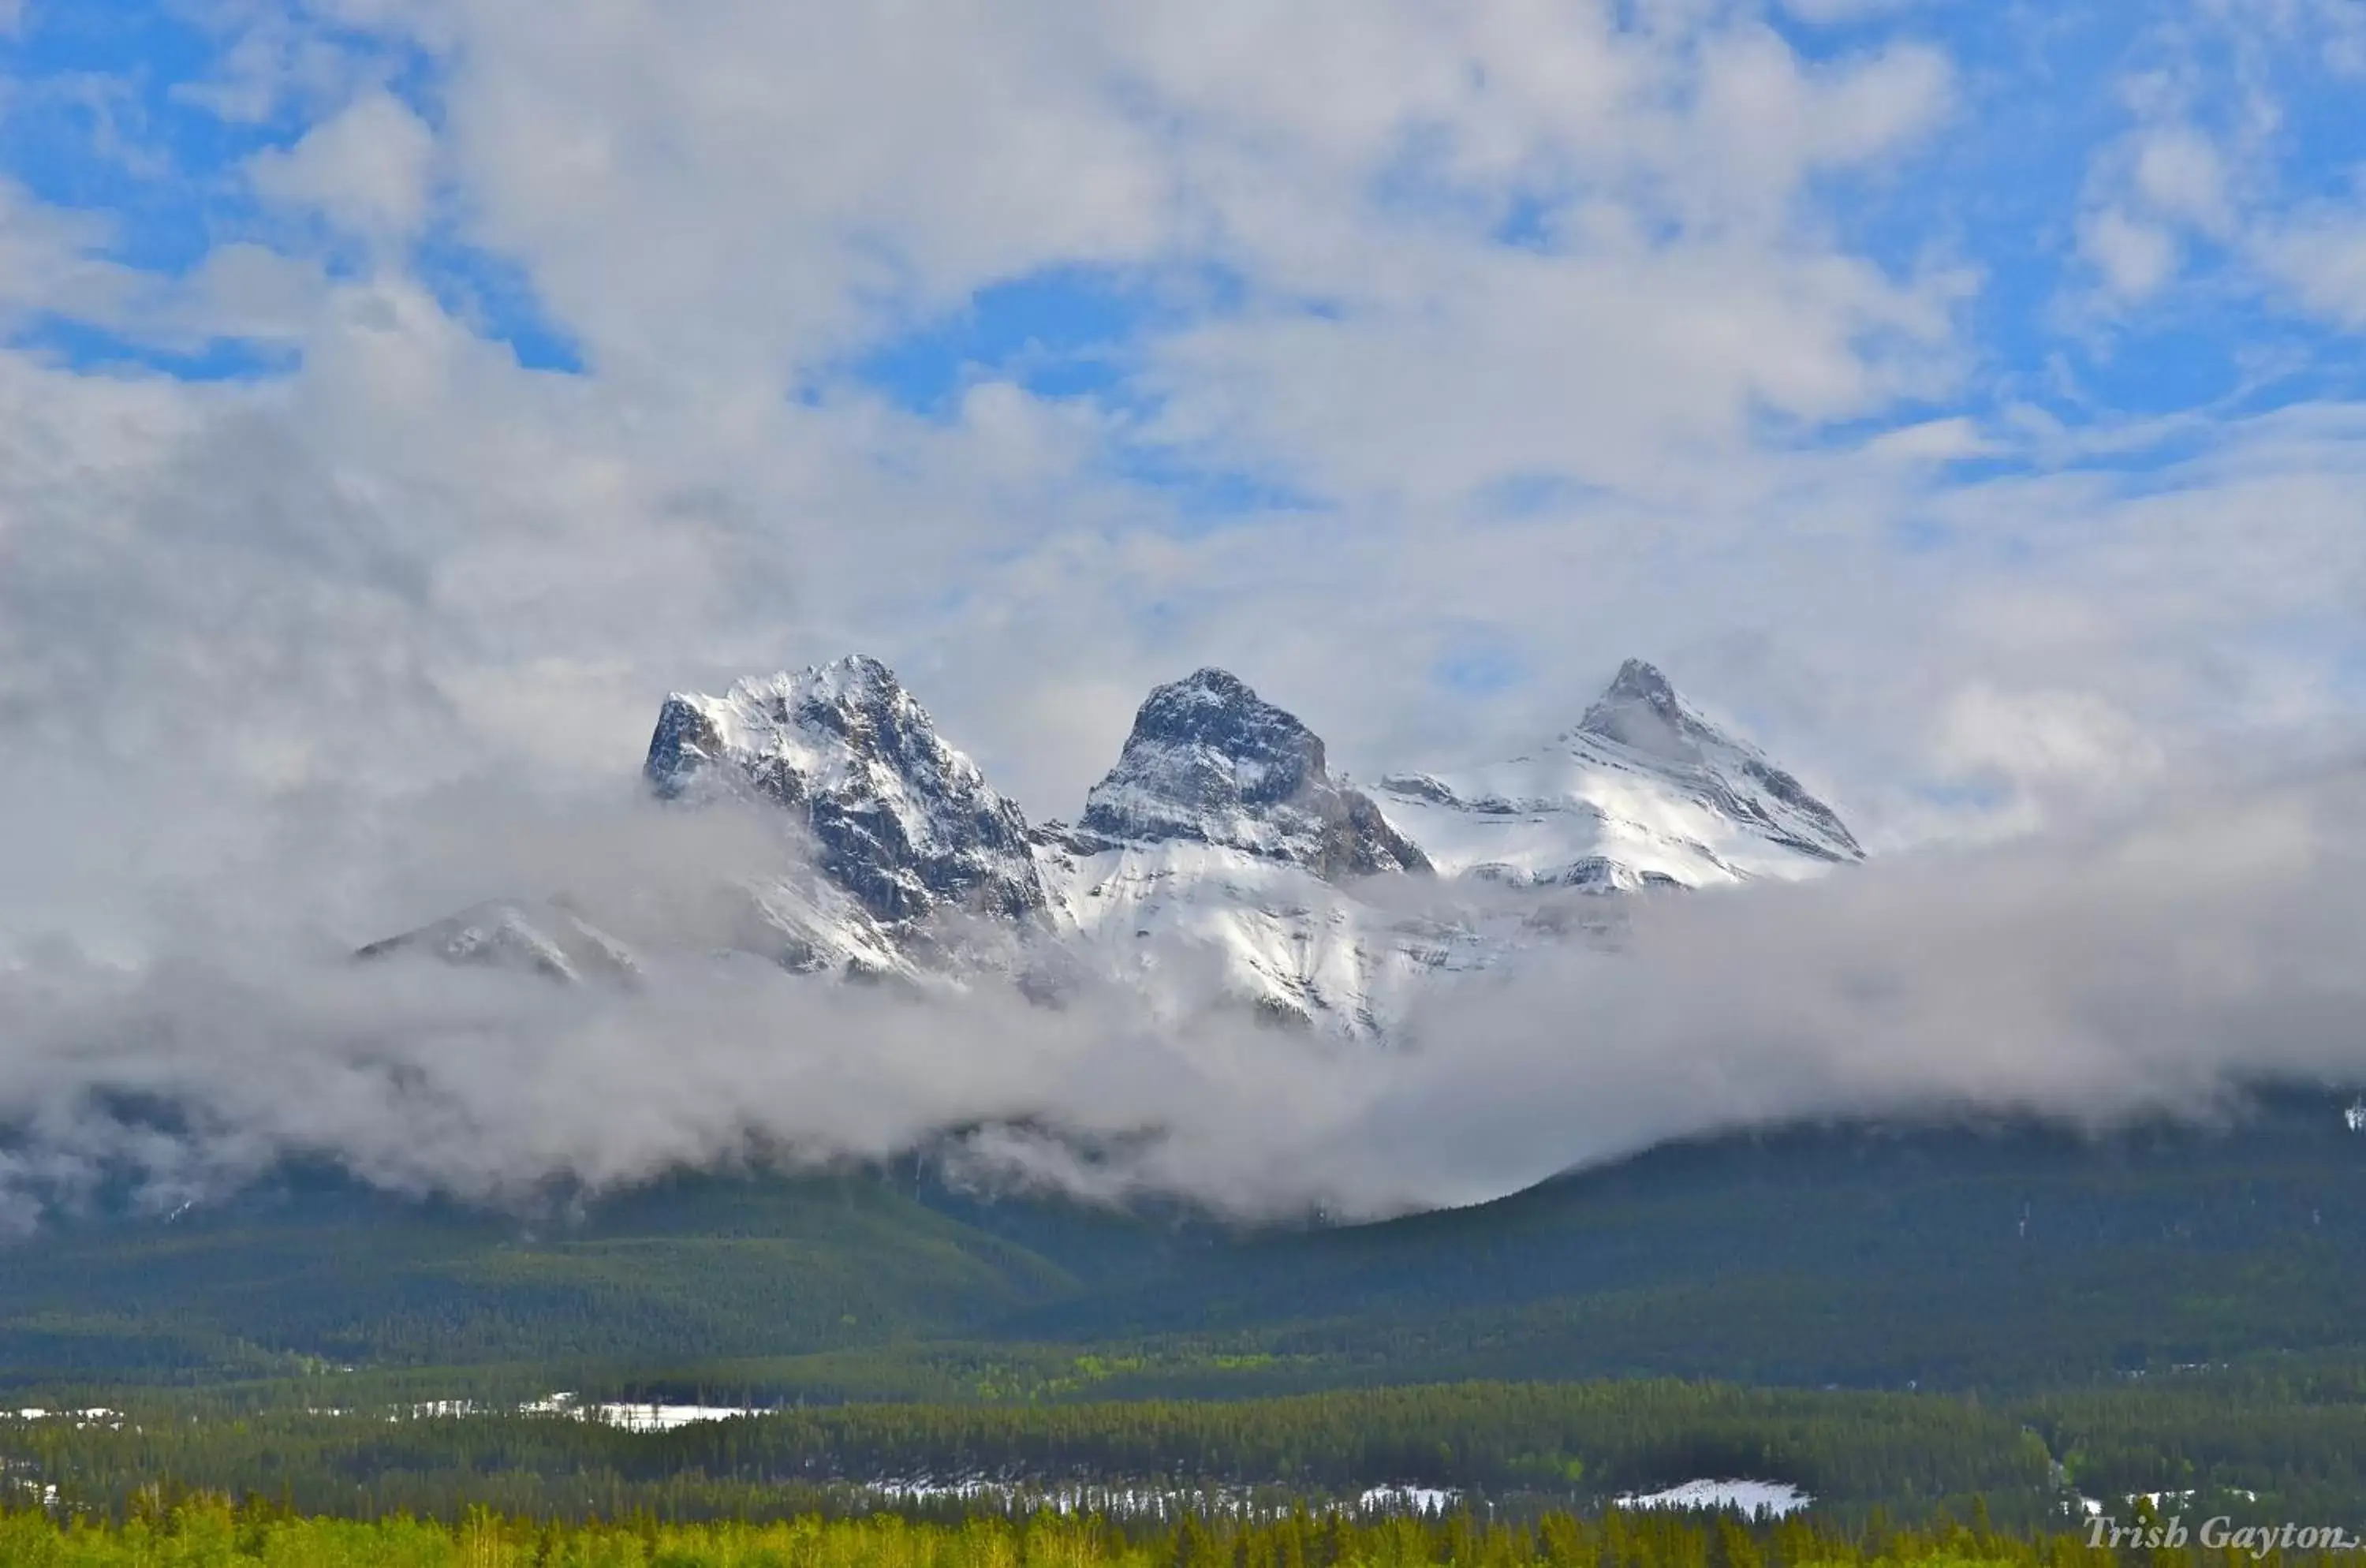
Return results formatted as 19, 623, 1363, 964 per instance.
2, 0, 2366, 1219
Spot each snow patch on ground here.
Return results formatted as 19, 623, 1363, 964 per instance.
1358, 1485, 1461, 1514
523, 1392, 764, 1432
1614, 1480, 1812, 1517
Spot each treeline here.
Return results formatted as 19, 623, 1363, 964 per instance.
606, 1383, 2049, 1500
2021, 1361, 2366, 1519
25, 1374, 2366, 1524
6, 1382, 2048, 1524
0, 1494, 2306, 1568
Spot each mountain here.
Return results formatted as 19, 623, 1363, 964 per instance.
1373, 659, 1860, 892
364, 655, 1859, 1033
645, 655, 1047, 928
1024, 660, 1860, 1032
1073, 668, 1428, 879
1035, 669, 1456, 1034
355, 898, 642, 987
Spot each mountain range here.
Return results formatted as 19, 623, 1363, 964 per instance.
371, 655, 1861, 1037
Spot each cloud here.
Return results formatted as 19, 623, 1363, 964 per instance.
2, 754, 2363, 1228
1772, 0, 1944, 22
248, 88, 438, 243
2256, 187, 2366, 329
1930, 684, 2166, 827
2078, 207, 2178, 302
367, 0, 1964, 476
2073, 121, 2237, 306
2069, 4, 2366, 327
2131, 127, 2235, 237
0, 179, 133, 323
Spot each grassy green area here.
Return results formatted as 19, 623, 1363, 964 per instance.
0, 1496, 2242, 1568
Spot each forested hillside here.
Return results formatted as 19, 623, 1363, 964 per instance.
4, 1088, 2364, 1398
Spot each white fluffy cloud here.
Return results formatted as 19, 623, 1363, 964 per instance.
248, 88, 437, 241
6, 757, 2366, 1224
0, 178, 128, 322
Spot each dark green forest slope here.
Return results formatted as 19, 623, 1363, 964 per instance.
5, 1086, 2365, 1398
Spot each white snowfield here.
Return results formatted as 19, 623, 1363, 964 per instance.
1032, 835, 1502, 1038
372, 656, 1861, 1041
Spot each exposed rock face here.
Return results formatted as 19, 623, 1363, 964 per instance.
1077, 668, 1430, 881
644, 655, 1047, 925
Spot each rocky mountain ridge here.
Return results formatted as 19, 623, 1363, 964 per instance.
644, 654, 1047, 926
371, 655, 1860, 1036
1075, 667, 1430, 879
1373, 658, 1862, 894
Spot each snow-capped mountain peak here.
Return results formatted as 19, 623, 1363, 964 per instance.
1077, 668, 1428, 880
1567, 658, 1860, 864
1577, 659, 1715, 762
644, 655, 1046, 925
1375, 659, 1861, 891
1038, 669, 1442, 1035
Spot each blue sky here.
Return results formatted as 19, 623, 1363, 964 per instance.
2, 0, 2364, 842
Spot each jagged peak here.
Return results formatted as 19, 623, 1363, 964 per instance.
1574, 658, 1727, 764
703, 653, 931, 739
1594, 657, 1680, 713
1080, 667, 1428, 879
745, 651, 904, 705
1557, 658, 1862, 864
1125, 668, 1317, 760
649, 653, 968, 793
1162, 666, 1260, 704
644, 654, 1047, 925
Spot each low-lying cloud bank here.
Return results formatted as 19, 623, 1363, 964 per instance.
3, 759, 2364, 1234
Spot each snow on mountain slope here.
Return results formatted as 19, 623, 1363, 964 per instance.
1032, 831, 1491, 1036
361, 655, 1860, 1039
1037, 670, 1454, 1035
356, 898, 643, 987
1372, 660, 1860, 893
644, 655, 1047, 928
